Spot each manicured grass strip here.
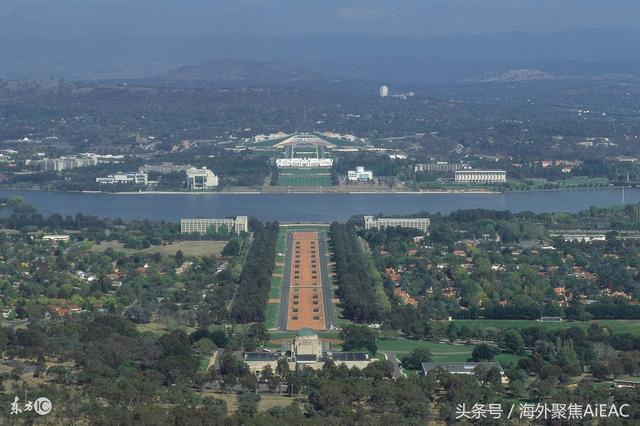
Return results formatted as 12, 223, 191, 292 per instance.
268, 276, 283, 299
265, 303, 279, 330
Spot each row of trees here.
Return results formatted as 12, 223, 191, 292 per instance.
329, 222, 381, 323
230, 221, 279, 322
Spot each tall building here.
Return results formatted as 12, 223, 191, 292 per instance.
180, 216, 248, 234
379, 85, 389, 97
364, 216, 430, 233
454, 170, 507, 184
186, 167, 219, 189
347, 166, 373, 182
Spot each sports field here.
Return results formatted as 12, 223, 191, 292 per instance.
277, 167, 332, 187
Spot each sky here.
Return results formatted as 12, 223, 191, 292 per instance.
0, 0, 639, 39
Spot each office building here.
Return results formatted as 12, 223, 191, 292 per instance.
30, 155, 97, 172
454, 170, 507, 184
96, 172, 148, 185
379, 85, 389, 97
364, 216, 430, 233
180, 216, 248, 235
414, 162, 469, 172
347, 166, 373, 182
139, 162, 192, 174
186, 167, 219, 189
42, 235, 71, 242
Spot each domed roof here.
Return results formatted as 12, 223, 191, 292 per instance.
296, 327, 318, 337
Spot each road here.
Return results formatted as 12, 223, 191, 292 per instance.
318, 233, 336, 329
381, 351, 407, 379
277, 233, 293, 330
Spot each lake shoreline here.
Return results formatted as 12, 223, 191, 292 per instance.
0, 186, 628, 196
0, 187, 636, 222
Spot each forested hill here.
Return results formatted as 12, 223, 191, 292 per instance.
157, 60, 329, 84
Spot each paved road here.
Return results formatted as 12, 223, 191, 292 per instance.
277, 233, 293, 330
318, 233, 336, 329
382, 351, 406, 379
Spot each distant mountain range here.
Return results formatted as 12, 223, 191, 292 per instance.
472, 69, 556, 82
157, 60, 327, 83
1, 29, 640, 84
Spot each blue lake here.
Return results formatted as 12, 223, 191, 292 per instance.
0, 188, 637, 222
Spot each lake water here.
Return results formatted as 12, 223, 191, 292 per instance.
0, 188, 637, 223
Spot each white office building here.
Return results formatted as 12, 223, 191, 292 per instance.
454, 170, 507, 184
364, 216, 430, 233
30, 155, 98, 172
180, 216, 248, 235
276, 158, 334, 168
347, 166, 373, 182
186, 167, 219, 189
415, 162, 469, 172
96, 172, 148, 185
379, 85, 389, 97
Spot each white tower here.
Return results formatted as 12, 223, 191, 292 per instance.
379, 85, 389, 97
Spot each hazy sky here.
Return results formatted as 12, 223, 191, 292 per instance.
1, 0, 639, 38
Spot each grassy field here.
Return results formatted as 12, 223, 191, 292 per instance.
269, 276, 283, 299
277, 167, 332, 187
378, 337, 525, 366
135, 320, 198, 336
378, 338, 473, 360
204, 392, 298, 413
265, 303, 279, 330
199, 355, 211, 372
449, 319, 640, 335
92, 240, 229, 257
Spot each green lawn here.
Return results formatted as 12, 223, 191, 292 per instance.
377, 337, 528, 364
494, 353, 522, 366
277, 168, 333, 187
265, 304, 279, 330
377, 338, 473, 357
211, 393, 298, 413
449, 319, 640, 335
199, 355, 211, 372
269, 276, 283, 299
